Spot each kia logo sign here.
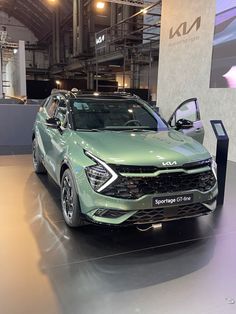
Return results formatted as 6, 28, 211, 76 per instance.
96, 34, 105, 45
169, 16, 201, 39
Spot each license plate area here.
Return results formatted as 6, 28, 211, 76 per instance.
152, 194, 193, 207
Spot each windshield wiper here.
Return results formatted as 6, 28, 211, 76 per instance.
76, 128, 102, 132
101, 127, 158, 131
126, 128, 157, 132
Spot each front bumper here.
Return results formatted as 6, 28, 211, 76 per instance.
74, 168, 218, 226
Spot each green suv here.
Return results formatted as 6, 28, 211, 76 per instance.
32, 91, 218, 227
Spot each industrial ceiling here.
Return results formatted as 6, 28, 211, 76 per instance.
0, 0, 73, 40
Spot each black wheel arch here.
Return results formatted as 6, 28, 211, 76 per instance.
60, 161, 80, 199
60, 162, 70, 183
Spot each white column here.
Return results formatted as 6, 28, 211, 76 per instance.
0, 49, 3, 98
18, 40, 26, 97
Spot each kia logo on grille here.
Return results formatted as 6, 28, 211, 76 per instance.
162, 161, 177, 166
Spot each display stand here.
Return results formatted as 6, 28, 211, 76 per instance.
210, 120, 229, 206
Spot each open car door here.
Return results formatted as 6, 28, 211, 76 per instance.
168, 98, 204, 144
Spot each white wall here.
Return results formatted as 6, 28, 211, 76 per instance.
157, 0, 236, 161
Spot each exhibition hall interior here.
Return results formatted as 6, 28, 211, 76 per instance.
1, 0, 236, 313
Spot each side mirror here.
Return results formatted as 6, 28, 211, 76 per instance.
175, 119, 193, 130
45, 117, 61, 129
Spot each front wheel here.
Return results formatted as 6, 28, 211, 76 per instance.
32, 138, 46, 174
61, 169, 84, 227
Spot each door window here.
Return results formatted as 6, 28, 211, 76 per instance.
55, 107, 67, 127
46, 96, 60, 117
54, 97, 68, 127
175, 100, 197, 123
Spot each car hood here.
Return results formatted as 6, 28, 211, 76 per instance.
73, 130, 210, 167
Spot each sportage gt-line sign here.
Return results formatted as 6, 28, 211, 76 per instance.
169, 16, 201, 39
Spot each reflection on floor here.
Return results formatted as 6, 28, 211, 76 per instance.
0, 154, 236, 314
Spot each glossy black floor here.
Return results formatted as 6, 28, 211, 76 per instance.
1, 154, 236, 314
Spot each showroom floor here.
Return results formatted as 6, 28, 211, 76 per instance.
0, 154, 236, 314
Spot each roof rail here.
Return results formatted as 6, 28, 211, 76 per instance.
50, 89, 140, 99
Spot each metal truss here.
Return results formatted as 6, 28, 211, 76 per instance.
102, 0, 155, 8
92, 1, 161, 92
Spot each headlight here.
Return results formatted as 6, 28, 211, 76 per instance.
85, 151, 118, 192
211, 158, 217, 178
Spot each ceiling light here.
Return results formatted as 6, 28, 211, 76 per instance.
109, 65, 121, 68
96, 2, 105, 9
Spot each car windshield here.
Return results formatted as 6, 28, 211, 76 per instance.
70, 98, 168, 132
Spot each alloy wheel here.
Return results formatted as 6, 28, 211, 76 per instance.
62, 175, 74, 220
32, 139, 37, 168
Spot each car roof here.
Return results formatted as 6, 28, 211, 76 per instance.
51, 90, 140, 100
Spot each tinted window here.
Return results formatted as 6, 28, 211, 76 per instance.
71, 99, 168, 131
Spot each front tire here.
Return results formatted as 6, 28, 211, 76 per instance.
32, 138, 46, 174
61, 169, 84, 227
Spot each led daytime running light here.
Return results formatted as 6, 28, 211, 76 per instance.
85, 151, 118, 192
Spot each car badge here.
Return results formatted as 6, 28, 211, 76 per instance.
162, 161, 177, 166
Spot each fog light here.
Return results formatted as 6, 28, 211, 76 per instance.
94, 208, 108, 217
94, 208, 125, 218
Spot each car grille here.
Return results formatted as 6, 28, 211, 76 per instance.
102, 170, 216, 199
124, 203, 211, 225
110, 159, 212, 174
110, 165, 159, 174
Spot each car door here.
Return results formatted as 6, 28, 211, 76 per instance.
35, 96, 55, 164
168, 98, 205, 144
45, 96, 68, 182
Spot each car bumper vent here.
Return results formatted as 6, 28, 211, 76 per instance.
124, 203, 211, 225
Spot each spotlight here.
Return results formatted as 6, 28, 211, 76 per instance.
55, 80, 61, 89
96, 1, 105, 9
141, 8, 148, 14
13, 49, 18, 54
